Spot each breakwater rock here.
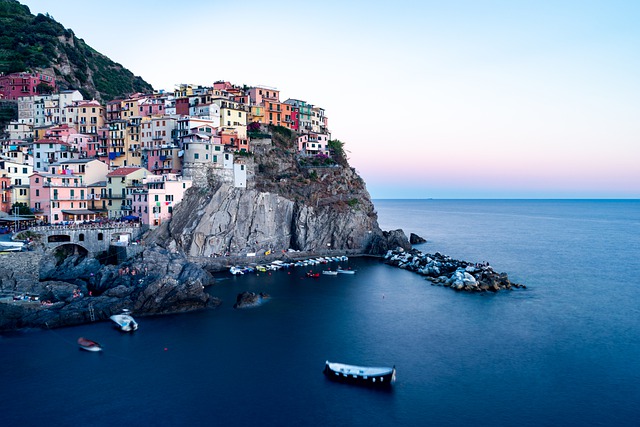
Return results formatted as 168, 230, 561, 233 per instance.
233, 291, 270, 309
384, 248, 525, 292
0, 245, 221, 331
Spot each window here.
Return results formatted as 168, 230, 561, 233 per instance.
22, 167, 27, 174
35, 178, 39, 183
194, 153, 199, 160
155, 195, 159, 202
35, 189, 39, 196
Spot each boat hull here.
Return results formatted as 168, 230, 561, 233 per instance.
323, 362, 395, 387
110, 314, 138, 332
78, 337, 102, 352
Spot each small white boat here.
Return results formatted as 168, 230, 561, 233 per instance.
110, 311, 138, 332
337, 268, 356, 274
322, 270, 338, 276
324, 361, 396, 386
230, 266, 245, 275
78, 337, 102, 352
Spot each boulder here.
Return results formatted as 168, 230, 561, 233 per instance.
233, 291, 270, 309
409, 233, 427, 244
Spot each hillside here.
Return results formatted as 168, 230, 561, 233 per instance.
0, 0, 153, 101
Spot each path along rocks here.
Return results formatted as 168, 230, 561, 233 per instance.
384, 248, 525, 292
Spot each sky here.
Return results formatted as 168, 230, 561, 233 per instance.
20, 0, 640, 199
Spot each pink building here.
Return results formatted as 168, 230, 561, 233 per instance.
0, 72, 56, 100
43, 124, 76, 140
129, 174, 192, 227
290, 106, 300, 131
247, 86, 280, 106
0, 176, 11, 214
297, 133, 330, 155
29, 159, 109, 224
137, 97, 165, 117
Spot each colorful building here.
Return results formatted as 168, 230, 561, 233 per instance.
29, 159, 109, 223
0, 176, 11, 214
105, 167, 150, 219
297, 133, 331, 156
130, 174, 193, 227
0, 72, 56, 100
32, 139, 79, 172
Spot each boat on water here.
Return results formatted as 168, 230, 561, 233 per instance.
324, 361, 396, 386
306, 272, 320, 278
110, 311, 138, 332
322, 270, 338, 276
230, 266, 245, 275
337, 268, 356, 274
77, 337, 102, 352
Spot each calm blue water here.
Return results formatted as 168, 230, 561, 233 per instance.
1, 200, 639, 426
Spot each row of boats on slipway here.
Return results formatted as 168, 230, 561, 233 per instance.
77, 310, 139, 352
229, 256, 355, 275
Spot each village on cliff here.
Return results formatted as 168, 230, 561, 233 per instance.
0, 71, 333, 229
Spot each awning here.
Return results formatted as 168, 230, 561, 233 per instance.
0, 216, 35, 222
61, 209, 97, 215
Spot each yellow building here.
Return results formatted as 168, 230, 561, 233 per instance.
106, 167, 149, 218
214, 98, 248, 139
72, 100, 105, 135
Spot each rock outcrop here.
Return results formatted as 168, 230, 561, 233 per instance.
410, 233, 427, 244
0, 245, 220, 331
149, 130, 409, 256
384, 248, 525, 292
233, 291, 270, 309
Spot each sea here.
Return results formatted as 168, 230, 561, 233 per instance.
1, 199, 639, 426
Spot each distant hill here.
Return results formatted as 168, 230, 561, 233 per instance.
0, 0, 153, 102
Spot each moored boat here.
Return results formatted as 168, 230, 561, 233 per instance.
322, 270, 338, 276
306, 272, 320, 278
110, 311, 138, 332
337, 268, 356, 274
77, 337, 102, 352
324, 361, 396, 386
230, 266, 244, 275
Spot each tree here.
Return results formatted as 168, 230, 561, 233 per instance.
36, 82, 54, 94
11, 202, 32, 216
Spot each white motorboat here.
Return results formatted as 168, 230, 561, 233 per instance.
324, 361, 396, 386
110, 311, 138, 332
337, 268, 356, 274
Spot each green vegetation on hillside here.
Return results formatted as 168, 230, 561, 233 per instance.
0, 0, 153, 101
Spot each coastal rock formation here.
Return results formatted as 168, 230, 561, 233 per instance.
0, 245, 220, 331
233, 291, 270, 309
410, 233, 427, 244
384, 248, 525, 292
149, 131, 410, 256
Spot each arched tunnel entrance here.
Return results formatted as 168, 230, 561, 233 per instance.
52, 243, 89, 266
48, 234, 72, 243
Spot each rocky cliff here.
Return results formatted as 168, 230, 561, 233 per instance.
149, 129, 409, 257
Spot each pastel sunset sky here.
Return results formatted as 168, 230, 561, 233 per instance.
21, 0, 640, 198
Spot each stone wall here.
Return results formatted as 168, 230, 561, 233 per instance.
30, 226, 143, 255
0, 252, 42, 292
